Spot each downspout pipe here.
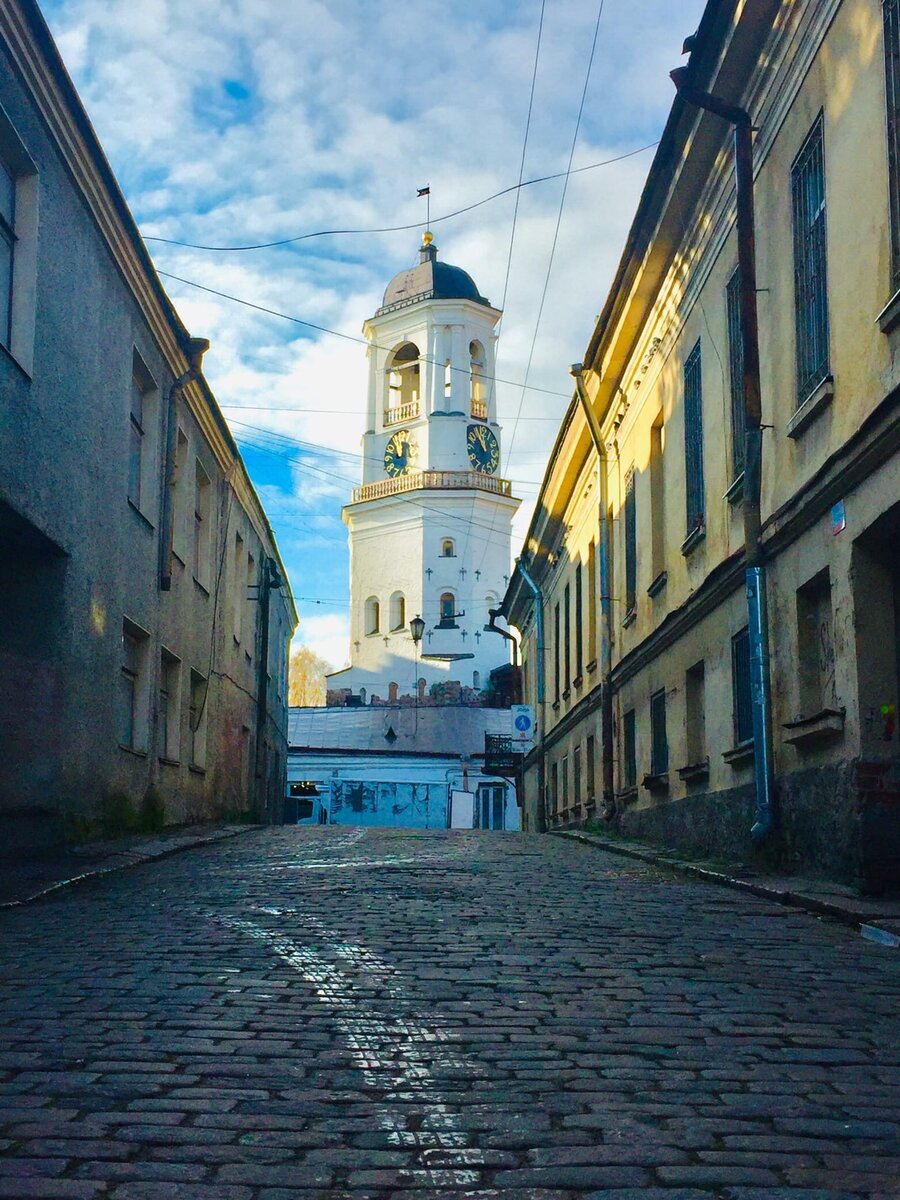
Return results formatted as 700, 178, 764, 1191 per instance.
256, 556, 284, 825
485, 607, 519, 669
670, 66, 775, 841
570, 365, 615, 818
159, 337, 210, 590
516, 557, 547, 833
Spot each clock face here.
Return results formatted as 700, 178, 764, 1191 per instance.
467, 424, 500, 474
384, 428, 418, 477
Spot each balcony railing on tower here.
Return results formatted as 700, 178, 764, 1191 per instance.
470, 398, 488, 420
351, 470, 513, 504
384, 400, 420, 426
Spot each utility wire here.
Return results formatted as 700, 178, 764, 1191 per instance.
144, 142, 658, 252
219, 402, 564, 420
157, 270, 572, 400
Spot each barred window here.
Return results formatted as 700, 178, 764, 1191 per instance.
791, 115, 830, 403
732, 626, 754, 746
683, 340, 705, 535
884, 0, 900, 289
726, 269, 746, 478
650, 688, 668, 777
624, 468, 637, 614
623, 708, 636, 790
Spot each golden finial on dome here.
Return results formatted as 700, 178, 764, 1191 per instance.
422, 230, 434, 246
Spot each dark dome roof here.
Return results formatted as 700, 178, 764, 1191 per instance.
378, 240, 490, 314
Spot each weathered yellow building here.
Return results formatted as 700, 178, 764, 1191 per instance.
505, 0, 900, 888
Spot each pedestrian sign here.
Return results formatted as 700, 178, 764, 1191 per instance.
511, 704, 535, 743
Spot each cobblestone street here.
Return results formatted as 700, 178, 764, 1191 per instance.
1, 826, 899, 1199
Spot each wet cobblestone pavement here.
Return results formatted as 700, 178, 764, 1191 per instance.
1, 825, 899, 1199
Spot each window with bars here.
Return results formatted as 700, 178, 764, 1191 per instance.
683, 340, 705, 535
574, 562, 583, 680
726, 269, 746, 478
622, 708, 636, 790
884, 0, 900, 290
563, 582, 571, 692
791, 115, 830, 403
732, 626, 754, 746
573, 744, 582, 811
624, 468, 637, 615
586, 733, 596, 805
650, 688, 668, 777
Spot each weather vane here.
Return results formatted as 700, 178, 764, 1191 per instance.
417, 184, 431, 234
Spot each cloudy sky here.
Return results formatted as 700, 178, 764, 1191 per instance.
44, 0, 706, 668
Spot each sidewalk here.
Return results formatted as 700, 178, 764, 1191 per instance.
555, 828, 900, 948
0, 822, 258, 908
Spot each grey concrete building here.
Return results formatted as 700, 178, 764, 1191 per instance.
0, 0, 297, 850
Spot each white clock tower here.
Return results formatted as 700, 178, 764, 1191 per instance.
327, 235, 520, 705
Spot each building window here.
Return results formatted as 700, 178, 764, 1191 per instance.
732, 626, 754, 746
573, 743, 582, 812
0, 155, 14, 351
574, 563, 583, 680
128, 376, 145, 510
189, 669, 208, 769
232, 532, 244, 643
650, 413, 665, 581
650, 688, 668, 777
470, 340, 487, 416
683, 339, 705, 536
885, 0, 900, 291
550, 761, 559, 816
587, 540, 597, 664
726, 269, 746, 478
441, 538, 455, 557
553, 601, 561, 702
791, 114, 830, 404
476, 783, 505, 830
390, 591, 406, 631
473, 670, 480, 690
561, 755, 569, 814
685, 660, 706, 765
245, 553, 256, 657
365, 595, 380, 635
172, 429, 189, 562
193, 460, 211, 588
119, 620, 149, 751
439, 592, 457, 626
160, 649, 181, 761
128, 353, 158, 520
586, 733, 596, 807
624, 467, 637, 616
622, 708, 636, 790
563, 582, 571, 693
797, 569, 834, 715
386, 341, 420, 412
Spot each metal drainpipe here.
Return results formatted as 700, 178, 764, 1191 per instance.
484, 607, 519, 668
159, 338, 210, 591
516, 557, 547, 832
255, 557, 284, 825
670, 67, 775, 840
570, 365, 615, 817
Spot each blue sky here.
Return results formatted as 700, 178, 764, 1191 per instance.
43, 0, 706, 667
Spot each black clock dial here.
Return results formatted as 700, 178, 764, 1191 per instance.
384, 429, 417, 477
466, 424, 500, 474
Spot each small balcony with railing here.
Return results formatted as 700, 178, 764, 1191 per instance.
384, 400, 420, 426
470, 398, 488, 421
351, 469, 513, 504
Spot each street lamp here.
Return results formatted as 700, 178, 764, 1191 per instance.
410, 615, 425, 733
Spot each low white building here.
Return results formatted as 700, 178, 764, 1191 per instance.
286, 706, 520, 831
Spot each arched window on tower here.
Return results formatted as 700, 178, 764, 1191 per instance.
365, 596, 380, 635
470, 340, 486, 419
473, 670, 481, 690
390, 591, 406, 631
386, 342, 420, 421
439, 592, 457, 627
441, 538, 455, 558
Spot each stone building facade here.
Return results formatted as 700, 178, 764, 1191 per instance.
0, 0, 297, 849
505, 0, 900, 888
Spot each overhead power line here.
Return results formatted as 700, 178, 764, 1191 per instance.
144, 142, 658, 252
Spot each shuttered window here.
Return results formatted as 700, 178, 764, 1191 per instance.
683, 340, 705, 535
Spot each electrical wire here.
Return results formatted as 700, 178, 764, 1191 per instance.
144, 142, 659, 252
217, 402, 564, 420
157, 270, 573, 401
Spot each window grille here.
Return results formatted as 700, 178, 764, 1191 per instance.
574, 563, 583, 678
623, 709, 636, 789
573, 744, 582, 810
885, 0, 900, 289
683, 340, 705, 535
732, 626, 754, 746
726, 269, 746, 477
791, 115, 830, 403
563, 582, 571, 691
650, 688, 668, 776
624, 468, 637, 614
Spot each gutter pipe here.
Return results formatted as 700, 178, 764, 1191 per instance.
570, 365, 615, 817
484, 607, 519, 668
670, 65, 775, 841
516, 557, 547, 833
159, 337, 210, 590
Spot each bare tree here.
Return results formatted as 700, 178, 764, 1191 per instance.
289, 645, 333, 707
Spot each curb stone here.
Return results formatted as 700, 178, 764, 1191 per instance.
0, 825, 260, 909
553, 829, 900, 948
